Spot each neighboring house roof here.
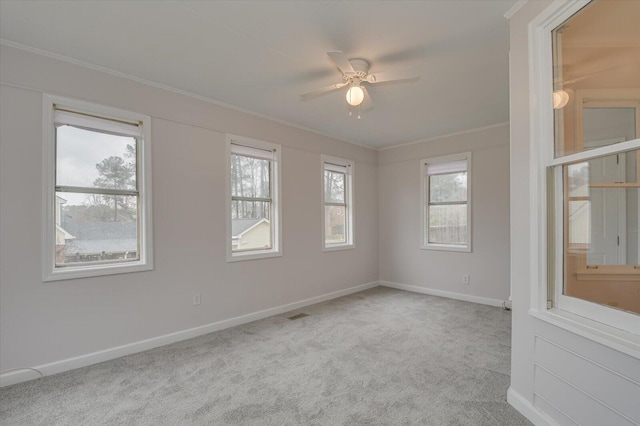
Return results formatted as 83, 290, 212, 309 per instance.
56, 225, 75, 240
62, 218, 137, 240
60, 217, 137, 254
65, 239, 137, 255
232, 218, 269, 238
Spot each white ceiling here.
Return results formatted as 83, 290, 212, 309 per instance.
0, 0, 517, 149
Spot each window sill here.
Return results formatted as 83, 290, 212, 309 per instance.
420, 244, 471, 253
227, 250, 282, 262
529, 308, 640, 360
43, 261, 153, 282
323, 243, 355, 252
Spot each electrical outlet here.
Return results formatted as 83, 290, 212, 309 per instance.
193, 294, 201, 306
462, 275, 470, 284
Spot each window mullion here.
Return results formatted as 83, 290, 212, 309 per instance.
55, 186, 139, 197
428, 201, 467, 206
548, 137, 640, 167
232, 196, 272, 203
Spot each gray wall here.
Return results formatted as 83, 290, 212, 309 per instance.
0, 46, 379, 374
0, 44, 513, 384
378, 124, 511, 302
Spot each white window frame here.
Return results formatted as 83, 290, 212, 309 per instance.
529, 0, 640, 355
42, 95, 153, 281
226, 134, 282, 262
321, 155, 355, 251
420, 152, 472, 252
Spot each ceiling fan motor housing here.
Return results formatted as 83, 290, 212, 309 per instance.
342, 58, 370, 83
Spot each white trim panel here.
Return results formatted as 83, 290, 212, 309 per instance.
507, 387, 558, 426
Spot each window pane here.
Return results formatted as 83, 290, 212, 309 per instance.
55, 192, 138, 266
324, 170, 345, 204
552, 0, 640, 158
56, 125, 137, 190
428, 204, 467, 245
325, 205, 346, 245
231, 200, 270, 221
568, 200, 591, 248
583, 108, 636, 150
563, 149, 640, 315
429, 172, 467, 203
231, 155, 270, 199
231, 201, 272, 252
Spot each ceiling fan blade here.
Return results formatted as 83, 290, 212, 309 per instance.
367, 69, 419, 84
300, 82, 347, 98
361, 86, 373, 110
327, 51, 355, 75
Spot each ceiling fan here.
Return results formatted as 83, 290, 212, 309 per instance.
301, 51, 419, 109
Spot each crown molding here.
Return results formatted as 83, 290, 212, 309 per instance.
377, 122, 509, 152
504, 0, 529, 19
0, 39, 376, 152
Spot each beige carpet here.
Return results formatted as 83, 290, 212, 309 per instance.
0, 287, 530, 425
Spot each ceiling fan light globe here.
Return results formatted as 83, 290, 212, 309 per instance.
346, 86, 365, 106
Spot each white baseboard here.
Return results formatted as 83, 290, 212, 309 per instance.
507, 387, 557, 426
0, 281, 379, 388
379, 280, 505, 307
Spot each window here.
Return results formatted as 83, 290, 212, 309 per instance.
227, 135, 281, 261
43, 95, 153, 281
322, 156, 354, 250
547, 1, 640, 335
421, 153, 471, 252
530, 0, 640, 339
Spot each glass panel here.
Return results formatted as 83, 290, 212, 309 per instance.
56, 125, 136, 190
231, 200, 270, 221
325, 205, 346, 245
583, 108, 636, 150
55, 192, 138, 266
324, 170, 345, 204
428, 204, 467, 245
566, 151, 639, 266
552, 0, 640, 158
429, 172, 467, 203
231, 200, 272, 252
230, 154, 270, 199
563, 149, 640, 315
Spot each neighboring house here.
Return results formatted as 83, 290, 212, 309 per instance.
232, 218, 270, 251
55, 196, 75, 263
59, 214, 137, 263
55, 196, 75, 245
